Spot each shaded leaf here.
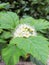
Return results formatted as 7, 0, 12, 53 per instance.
0, 3, 9, 9
0, 29, 3, 33
0, 39, 6, 43
0, 31, 12, 39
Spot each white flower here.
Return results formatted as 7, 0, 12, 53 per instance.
13, 24, 37, 38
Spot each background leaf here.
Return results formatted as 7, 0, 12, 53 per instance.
0, 3, 9, 9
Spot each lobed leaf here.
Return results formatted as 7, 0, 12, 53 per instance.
20, 16, 49, 31
0, 12, 19, 30
2, 45, 25, 65
10, 36, 49, 64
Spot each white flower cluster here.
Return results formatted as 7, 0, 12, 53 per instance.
14, 24, 37, 38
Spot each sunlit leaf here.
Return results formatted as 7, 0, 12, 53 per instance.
10, 36, 49, 64
20, 16, 49, 31
0, 12, 19, 30
2, 45, 25, 65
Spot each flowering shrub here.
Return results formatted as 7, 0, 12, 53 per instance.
0, 12, 49, 65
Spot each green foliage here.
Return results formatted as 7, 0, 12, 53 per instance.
0, 3, 9, 9
2, 45, 25, 65
9, 36, 49, 64
20, 16, 49, 31
0, 12, 49, 65
0, 0, 49, 20
0, 39, 6, 43
0, 29, 3, 33
0, 12, 19, 30
0, 1, 49, 65
0, 31, 12, 39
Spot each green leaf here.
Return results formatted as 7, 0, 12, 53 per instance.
0, 29, 3, 33
0, 39, 6, 43
2, 45, 24, 65
32, 0, 42, 4
0, 12, 19, 30
20, 16, 49, 31
0, 3, 9, 9
46, 0, 49, 3
0, 31, 12, 39
10, 36, 49, 64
